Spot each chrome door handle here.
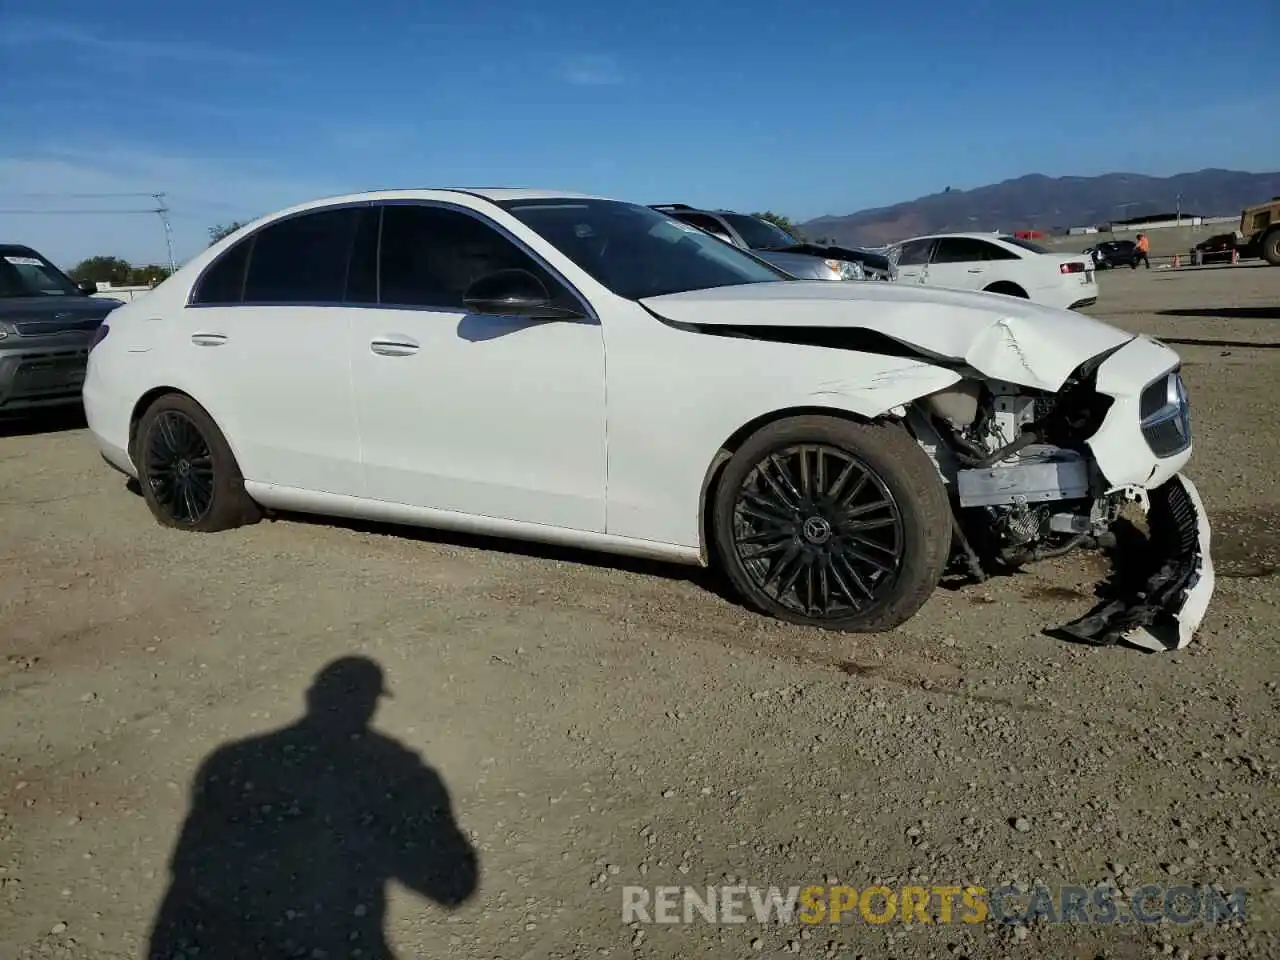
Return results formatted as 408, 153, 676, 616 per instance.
191, 333, 228, 346
370, 336, 420, 357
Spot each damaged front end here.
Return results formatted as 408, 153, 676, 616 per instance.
906, 344, 1215, 651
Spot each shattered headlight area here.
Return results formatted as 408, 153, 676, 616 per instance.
909, 353, 1214, 653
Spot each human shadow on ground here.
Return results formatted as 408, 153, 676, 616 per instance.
146, 655, 479, 960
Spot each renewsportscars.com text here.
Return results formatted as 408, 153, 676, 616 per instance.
622, 884, 1248, 926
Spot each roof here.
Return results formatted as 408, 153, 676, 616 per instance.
894, 231, 1019, 244
238, 188, 617, 231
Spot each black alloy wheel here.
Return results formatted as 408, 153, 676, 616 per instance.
710, 416, 952, 633
144, 409, 216, 525
134, 393, 260, 532
732, 444, 905, 618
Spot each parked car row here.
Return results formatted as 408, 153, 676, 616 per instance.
66, 187, 1210, 653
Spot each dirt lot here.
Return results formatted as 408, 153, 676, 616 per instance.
2, 264, 1278, 960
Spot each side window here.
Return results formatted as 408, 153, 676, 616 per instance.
379, 204, 569, 309
243, 207, 359, 303
896, 239, 933, 266
932, 238, 1016, 263
192, 237, 251, 304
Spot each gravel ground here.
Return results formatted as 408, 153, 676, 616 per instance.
2, 263, 1278, 960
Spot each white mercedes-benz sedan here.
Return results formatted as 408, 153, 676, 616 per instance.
82, 189, 1213, 650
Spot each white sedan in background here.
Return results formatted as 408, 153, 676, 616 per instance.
83, 189, 1209, 650
888, 232, 1097, 310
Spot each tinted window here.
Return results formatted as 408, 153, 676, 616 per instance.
998, 236, 1049, 254
243, 208, 359, 303
896, 239, 934, 266
379, 204, 567, 309
193, 238, 251, 304
500, 199, 786, 300
932, 237, 1017, 263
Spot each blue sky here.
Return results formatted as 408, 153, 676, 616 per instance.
2, 0, 1276, 266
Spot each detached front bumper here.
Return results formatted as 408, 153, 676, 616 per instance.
1056, 472, 1214, 651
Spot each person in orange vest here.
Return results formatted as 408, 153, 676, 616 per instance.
1133, 233, 1151, 269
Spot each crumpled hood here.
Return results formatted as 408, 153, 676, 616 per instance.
640, 280, 1136, 392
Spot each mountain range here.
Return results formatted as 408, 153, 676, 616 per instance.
801, 169, 1280, 247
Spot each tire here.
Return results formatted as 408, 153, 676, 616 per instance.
134, 393, 260, 532
710, 415, 952, 633
1262, 229, 1280, 267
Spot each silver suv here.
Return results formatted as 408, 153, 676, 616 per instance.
0, 244, 122, 414
650, 204, 896, 281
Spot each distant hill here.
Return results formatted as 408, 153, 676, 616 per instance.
801, 169, 1280, 247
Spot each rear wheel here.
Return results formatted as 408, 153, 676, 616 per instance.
1261, 229, 1280, 266
135, 394, 260, 532
710, 416, 952, 632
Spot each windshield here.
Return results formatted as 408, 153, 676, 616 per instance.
499, 199, 788, 299
719, 213, 799, 250
0, 249, 80, 297
998, 236, 1052, 255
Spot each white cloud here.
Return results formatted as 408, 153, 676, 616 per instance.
0, 147, 341, 267
0, 18, 273, 67
561, 54, 624, 87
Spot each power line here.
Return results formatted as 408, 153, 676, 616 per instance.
0, 208, 159, 214
0, 192, 158, 199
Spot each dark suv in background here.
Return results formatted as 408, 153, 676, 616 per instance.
1, 243, 122, 415
650, 204, 896, 281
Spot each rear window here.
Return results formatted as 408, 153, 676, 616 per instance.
998, 236, 1050, 255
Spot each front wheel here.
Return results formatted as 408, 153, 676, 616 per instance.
711, 416, 952, 633
135, 393, 260, 532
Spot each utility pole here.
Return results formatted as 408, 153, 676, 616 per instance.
1176, 193, 1182, 226
153, 192, 176, 274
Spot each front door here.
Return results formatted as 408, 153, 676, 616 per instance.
348, 202, 608, 533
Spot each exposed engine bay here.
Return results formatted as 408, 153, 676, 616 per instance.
905, 359, 1212, 653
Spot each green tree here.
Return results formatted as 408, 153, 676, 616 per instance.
127, 264, 172, 286
751, 211, 805, 241
69, 255, 133, 285
208, 220, 250, 245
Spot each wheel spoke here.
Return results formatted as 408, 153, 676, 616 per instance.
761, 456, 802, 511
797, 447, 814, 500
841, 516, 897, 533
738, 493, 795, 528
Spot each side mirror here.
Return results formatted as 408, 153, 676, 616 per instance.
78, 280, 98, 295
462, 268, 584, 320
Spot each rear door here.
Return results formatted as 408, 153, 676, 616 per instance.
178, 205, 365, 495
925, 237, 1020, 291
